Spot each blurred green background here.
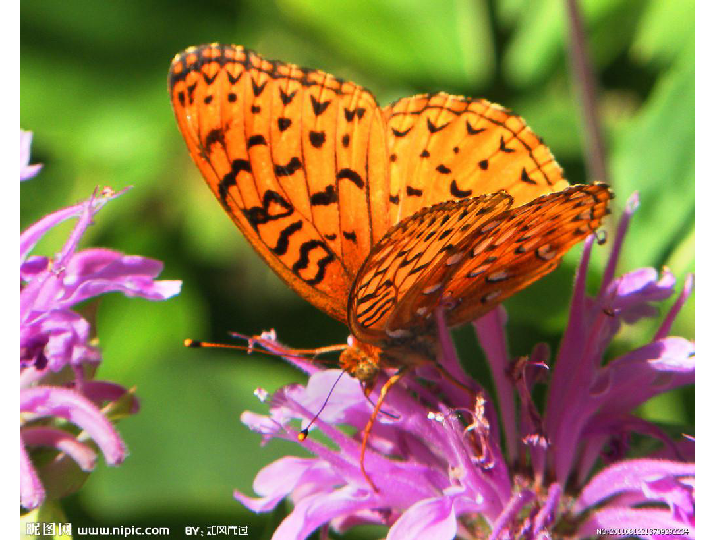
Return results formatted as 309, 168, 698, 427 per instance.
21, 0, 694, 537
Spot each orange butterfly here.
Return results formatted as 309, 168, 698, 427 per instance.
169, 43, 612, 489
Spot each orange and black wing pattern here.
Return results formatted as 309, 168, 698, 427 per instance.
383, 93, 568, 224
349, 183, 612, 346
169, 44, 391, 323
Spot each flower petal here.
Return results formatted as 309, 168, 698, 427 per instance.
574, 458, 694, 513
21, 386, 127, 466
234, 457, 335, 513
387, 496, 458, 540
22, 426, 98, 471
20, 188, 125, 264
271, 485, 378, 540
20, 440, 45, 509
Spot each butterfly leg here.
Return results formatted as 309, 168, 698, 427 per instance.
431, 361, 476, 402
359, 366, 410, 492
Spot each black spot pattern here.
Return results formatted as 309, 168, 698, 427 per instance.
311, 95, 331, 115
450, 180, 472, 198
309, 131, 326, 148
310, 185, 338, 206
337, 168, 364, 189
242, 190, 293, 231
251, 78, 267, 97
279, 88, 297, 105
247, 134, 267, 148
274, 157, 302, 177
278, 117, 292, 131
272, 221, 303, 255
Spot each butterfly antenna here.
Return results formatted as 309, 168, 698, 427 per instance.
184, 339, 254, 353
298, 370, 347, 441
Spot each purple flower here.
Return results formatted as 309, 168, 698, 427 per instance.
236, 194, 694, 539
20, 133, 182, 510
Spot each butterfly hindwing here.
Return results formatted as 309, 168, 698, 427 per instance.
349, 184, 612, 345
348, 191, 515, 344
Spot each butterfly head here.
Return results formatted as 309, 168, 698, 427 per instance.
339, 340, 381, 388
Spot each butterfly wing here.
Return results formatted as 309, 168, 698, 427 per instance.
169, 44, 391, 322
349, 183, 612, 345
384, 93, 569, 224
348, 191, 515, 344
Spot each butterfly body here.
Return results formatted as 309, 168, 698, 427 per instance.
169, 43, 612, 489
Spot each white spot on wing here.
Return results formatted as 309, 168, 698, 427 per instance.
480, 220, 501, 233
445, 252, 464, 266
422, 283, 442, 295
537, 244, 557, 260
487, 270, 509, 282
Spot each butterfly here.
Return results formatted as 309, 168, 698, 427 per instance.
169, 43, 612, 489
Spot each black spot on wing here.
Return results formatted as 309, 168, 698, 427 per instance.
218, 159, 252, 207
272, 221, 303, 255
310, 185, 338, 206
279, 88, 297, 105
450, 180, 472, 198
427, 118, 449, 133
242, 190, 293, 232
309, 131, 326, 148
344, 107, 367, 122
278, 117, 292, 131
311, 95, 331, 115
247, 134, 267, 148
186, 82, 197, 105
466, 120, 485, 135
293, 241, 335, 286
499, 136, 515, 153
204, 128, 225, 150
274, 157, 302, 177
251, 78, 267, 97
337, 168, 364, 189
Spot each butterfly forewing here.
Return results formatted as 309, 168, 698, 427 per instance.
169, 44, 390, 323
349, 184, 612, 345
384, 93, 569, 224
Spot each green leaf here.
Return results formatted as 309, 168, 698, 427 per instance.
610, 47, 694, 271
276, 0, 493, 88
631, 0, 695, 66
504, 0, 644, 88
